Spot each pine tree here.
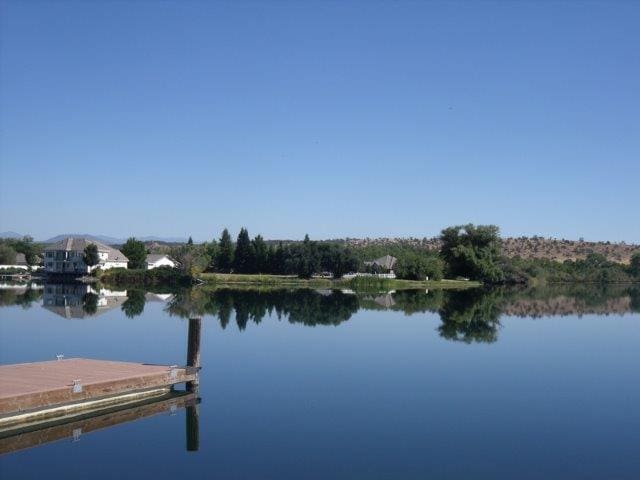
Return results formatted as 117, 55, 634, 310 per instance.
216, 228, 234, 272
233, 228, 255, 273
252, 235, 268, 273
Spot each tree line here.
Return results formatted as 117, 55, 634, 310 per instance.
144, 223, 640, 283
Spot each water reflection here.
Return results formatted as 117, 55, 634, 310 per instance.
0, 391, 199, 455
39, 284, 128, 319
1, 282, 638, 343
164, 284, 639, 343
0, 283, 43, 308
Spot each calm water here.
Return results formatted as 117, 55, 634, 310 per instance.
1, 283, 639, 479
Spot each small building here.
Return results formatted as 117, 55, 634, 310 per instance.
145, 254, 177, 270
363, 255, 398, 278
364, 255, 398, 271
43, 238, 128, 274
0, 253, 31, 271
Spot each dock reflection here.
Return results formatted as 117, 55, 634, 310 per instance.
0, 390, 200, 456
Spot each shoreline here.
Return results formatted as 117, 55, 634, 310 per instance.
196, 273, 482, 290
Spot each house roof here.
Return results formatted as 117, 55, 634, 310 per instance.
45, 237, 129, 262
364, 254, 397, 270
15, 253, 28, 265
146, 254, 172, 263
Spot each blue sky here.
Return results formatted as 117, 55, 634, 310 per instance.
1, 1, 638, 242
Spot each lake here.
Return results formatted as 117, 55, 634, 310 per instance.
1, 283, 639, 479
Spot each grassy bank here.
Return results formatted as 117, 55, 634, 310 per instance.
100, 267, 194, 287
197, 273, 480, 290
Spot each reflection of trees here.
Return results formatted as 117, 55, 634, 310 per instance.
167, 288, 359, 329
437, 289, 503, 344
630, 287, 640, 313
166, 284, 640, 340
384, 289, 444, 314
0, 287, 43, 308
82, 292, 99, 315
122, 290, 145, 318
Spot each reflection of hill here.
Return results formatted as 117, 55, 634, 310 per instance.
501, 296, 632, 317
498, 285, 640, 318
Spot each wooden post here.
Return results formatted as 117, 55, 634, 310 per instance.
185, 403, 200, 451
186, 318, 201, 392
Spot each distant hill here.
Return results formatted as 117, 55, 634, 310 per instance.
42, 234, 125, 245
345, 236, 640, 265
501, 237, 639, 264
41, 234, 188, 245
0, 231, 25, 239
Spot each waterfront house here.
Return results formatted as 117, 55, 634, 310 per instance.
145, 254, 177, 270
43, 238, 128, 273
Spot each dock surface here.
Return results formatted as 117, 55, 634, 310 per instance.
0, 358, 196, 419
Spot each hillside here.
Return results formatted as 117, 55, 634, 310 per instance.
344, 236, 639, 264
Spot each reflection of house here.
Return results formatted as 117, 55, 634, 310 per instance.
146, 254, 177, 270
0, 253, 31, 271
43, 238, 128, 274
42, 283, 127, 319
145, 292, 175, 302
372, 293, 396, 308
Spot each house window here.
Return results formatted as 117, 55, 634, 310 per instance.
46, 252, 54, 258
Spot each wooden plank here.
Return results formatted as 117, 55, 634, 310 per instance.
0, 358, 195, 417
0, 392, 198, 455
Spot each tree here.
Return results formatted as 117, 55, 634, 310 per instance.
252, 235, 269, 273
395, 252, 444, 280
215, 228, 234, 272
629, 252, 640, 278
121, 237, 147, 269
16, 236, 40, 265
83, 244, 100, 269
234, 228, 255, 273
0, 245, 17, 265
270, 242, 286, 274
295, 234, 320, 278
187, 236, 194, 246
440, 224, 504, 283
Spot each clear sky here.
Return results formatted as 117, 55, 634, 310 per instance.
1, 1, 638, 242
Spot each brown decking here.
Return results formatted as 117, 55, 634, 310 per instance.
0, 358, 196, 418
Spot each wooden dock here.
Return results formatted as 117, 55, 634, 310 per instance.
0, 317, 203, 452
0, 358, 197, 427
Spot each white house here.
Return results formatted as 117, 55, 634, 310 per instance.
43, 238, 128, 274
146, 254, 177, 270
